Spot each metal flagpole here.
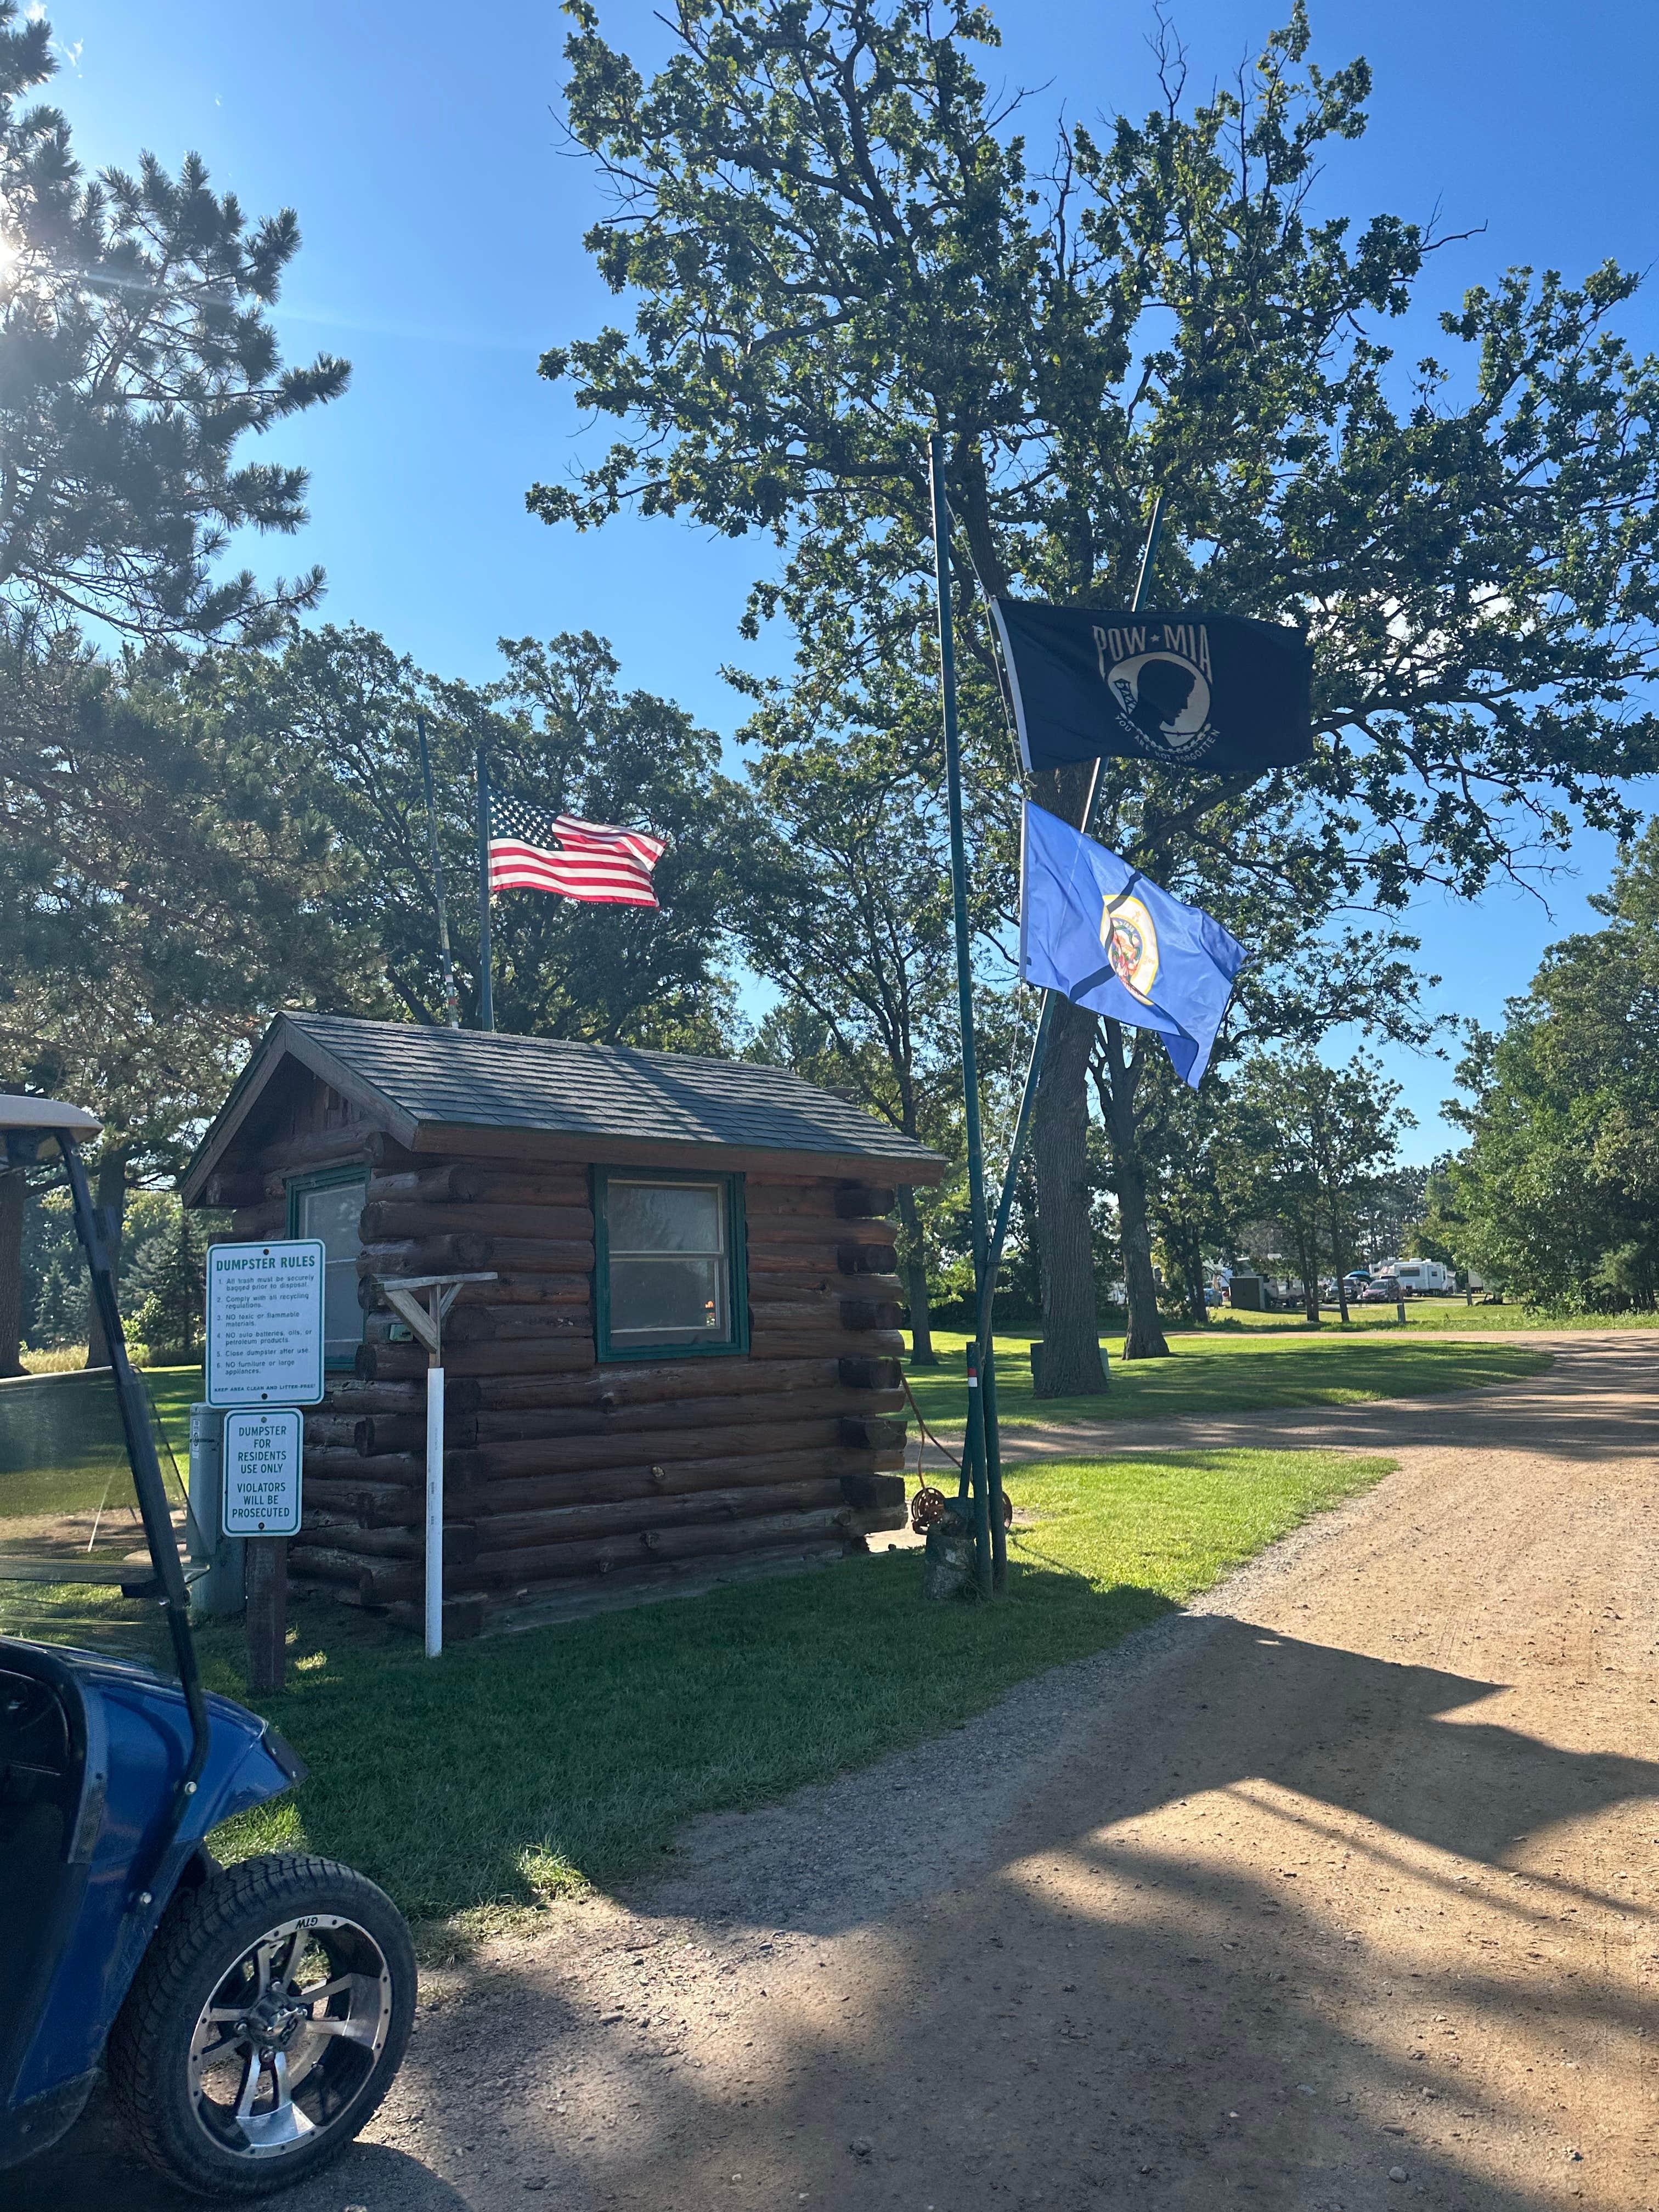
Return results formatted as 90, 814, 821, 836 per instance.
971, 492, 1167, 1406
928, 433, 994, 1598
417, 714, 462, 1030
475, 735, 495, 1034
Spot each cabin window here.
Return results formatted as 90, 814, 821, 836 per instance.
593, 1170, 748, 1362
286, 1167, 368, 1368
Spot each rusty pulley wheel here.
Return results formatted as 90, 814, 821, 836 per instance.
909, 1482, 947, 1534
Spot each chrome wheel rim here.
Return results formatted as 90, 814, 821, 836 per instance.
187, 1912, 393, 2160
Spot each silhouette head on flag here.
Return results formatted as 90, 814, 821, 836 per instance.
1019, 802, 1246, 1087
991, 600, 1313, 775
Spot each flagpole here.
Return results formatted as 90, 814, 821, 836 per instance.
928, 432, 995, 1600
417, 714, 462, 1030
475, 735, 495, 1034
972, 492, 1166, 1390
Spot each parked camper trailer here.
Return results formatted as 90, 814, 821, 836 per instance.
1372, 1257, 1452, 1296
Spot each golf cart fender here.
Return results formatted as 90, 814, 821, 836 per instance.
11, 1662, 306, 2108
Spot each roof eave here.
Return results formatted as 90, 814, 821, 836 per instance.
180, 1014, 418, 1207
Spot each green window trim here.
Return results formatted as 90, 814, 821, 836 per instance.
286, 1164, 369, 1371
592, 1166, 749, 1364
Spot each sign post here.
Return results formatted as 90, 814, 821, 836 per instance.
204, 1240, 325, 1691
375, 1272, 495, 1657
224, 1409, 299, 1691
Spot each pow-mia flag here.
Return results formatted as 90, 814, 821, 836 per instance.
990, 600, 1314, 776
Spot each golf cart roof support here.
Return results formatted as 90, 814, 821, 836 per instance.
60, 1134, 212, 1845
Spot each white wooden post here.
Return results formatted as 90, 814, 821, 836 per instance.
425, 1356, 445, 1658
375, 1269, 495, 1662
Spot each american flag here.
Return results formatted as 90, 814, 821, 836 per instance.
487, 796, 666, 909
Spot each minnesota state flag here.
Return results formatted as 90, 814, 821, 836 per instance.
1019, 802, 1247, 1087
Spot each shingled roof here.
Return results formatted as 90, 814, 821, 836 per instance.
182, 1013, 946, 1200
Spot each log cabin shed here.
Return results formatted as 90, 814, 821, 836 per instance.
181, 1013, 945, 1633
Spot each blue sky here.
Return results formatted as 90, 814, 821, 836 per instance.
38, 0, 1659, 1157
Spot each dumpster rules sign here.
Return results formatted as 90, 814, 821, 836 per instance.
221, 1408, 303, 1537
205, 1240, 326, 1408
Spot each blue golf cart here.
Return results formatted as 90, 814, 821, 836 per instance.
0, 1098, 415, 2196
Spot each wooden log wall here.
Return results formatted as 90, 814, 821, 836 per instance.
220, 1112, 912, 1623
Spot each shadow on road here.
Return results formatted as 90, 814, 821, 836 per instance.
0, 2090, 467, 2212
543, 1612, 1659, 2209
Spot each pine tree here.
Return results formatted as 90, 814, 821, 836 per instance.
0, 0, 358, 1365
131, 1207, 202, 1367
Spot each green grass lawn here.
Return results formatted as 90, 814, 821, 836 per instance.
140, 1365, 202, 1463
0, 1365, 136, 1515
905, 1328, 1551, 1436
204, 1444, 1391, 1923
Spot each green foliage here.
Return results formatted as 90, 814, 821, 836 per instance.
1403, 1158, 1463, 1270
189, 625, 751, 1051
1446, 826, 1659, 1310
733, 702, 975, 1327
536, 0, 1659, 1365
0, 0, 359, 1317
0, 641, 388, 1217
1226, 1048, 1412, 1310
129, 1203, 206, 1362
19, 1185, 221, 1351
0, 2, 347, 645
21, 1189, 84, 1350
540, 0, 1659, 898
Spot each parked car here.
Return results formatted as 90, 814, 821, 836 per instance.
1361, 1278, 1402, 1304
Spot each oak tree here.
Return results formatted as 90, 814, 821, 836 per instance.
534, 0, 1659, 1390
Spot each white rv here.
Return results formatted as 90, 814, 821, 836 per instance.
1372, 1257, 1452, 1297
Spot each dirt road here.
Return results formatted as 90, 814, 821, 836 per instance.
16, 1331, 1658, 2211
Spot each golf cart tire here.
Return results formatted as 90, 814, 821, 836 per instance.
107, 1851, 416, 2199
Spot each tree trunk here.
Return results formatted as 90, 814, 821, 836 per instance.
1296, 1224, 1322, 1325
1026, 752, 1110, 1398
0, 1171, 24, 1377
1029, 996, 1107, 1395
84, 1143, 131, 1368
1099, 1020, 1171, 1360
895, 1183, 936, 1366
1330, 1199, 1351, 1323
1180, 1227, 1209, 1326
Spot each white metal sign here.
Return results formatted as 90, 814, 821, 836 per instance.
205, 1240, 326, 1408
221, 1408, 303, 1537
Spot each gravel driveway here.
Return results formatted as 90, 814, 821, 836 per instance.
12, 1330, 1657, 2211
